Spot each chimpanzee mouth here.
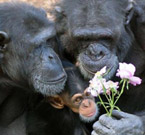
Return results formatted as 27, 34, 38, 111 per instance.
79, 62, 118, 80
82, 64, 96, 75
33, 74, 67, 96
85, 108, 97, 117
37, 75, 67, 85
79, 107, 99, 123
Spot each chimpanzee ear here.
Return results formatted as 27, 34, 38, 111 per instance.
125, 0, 136, 25
0, 31, 10, 50
126, 2, 145, 50
54, 6, 67, 34
49, 95, 64, 109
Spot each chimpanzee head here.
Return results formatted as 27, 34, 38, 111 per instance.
54, 0, 137, 80
48, 61, 99, 122
0, 2, 67, 96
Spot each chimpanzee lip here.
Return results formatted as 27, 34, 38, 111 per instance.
37, 75, 67, 85
86, 109, 96, 117
82, 63, 96, 75
82, 62, 115, 77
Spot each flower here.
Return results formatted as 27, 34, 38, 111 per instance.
116, 63, 142, 86
88, 66, 107, 96
105, 81, 119, 90
116, 63, 135, 79
105, 81, 119, 95
99, 66, 107, 75
87, 87, 98, 97
88, 78, 106, 96
87, 62, 142, 116
88, 66, 119, 96
93, 66, 107, 78
129, 76, 142, 86
105, 81, 119, 89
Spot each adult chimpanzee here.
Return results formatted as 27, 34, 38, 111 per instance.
26, 61, 99, 135
53, 0, 145, 134
0, 2, 67, 135
0, 2, 67, 96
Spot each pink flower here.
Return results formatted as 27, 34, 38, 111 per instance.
99, 66, 107, 75
88, 69, 119, 96
105, 81, 119, 90
116, 63, 142, 86
87, 87, 99, 97
116, 63, 135, 79
88, 78, 105, 96
104, 81, 119, 95
129, 76, 142, 86
87, 66, 107, 96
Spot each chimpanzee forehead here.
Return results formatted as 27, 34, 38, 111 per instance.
0, 2, 55, 54
65, 70, 88, 97
62, 0, 128, 31
0, 2, 51, 39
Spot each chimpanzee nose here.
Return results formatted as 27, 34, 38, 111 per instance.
82, 100, 90, 108
86, 44, 105, 61
48, 54, 54, 60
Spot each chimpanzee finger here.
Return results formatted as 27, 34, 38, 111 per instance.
112, 110, 135, 119
91, 130, 99, 135
93, 121, 115, 135
98, 114, 118, 128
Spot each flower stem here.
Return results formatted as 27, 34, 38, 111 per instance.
109, 90, 114, 116
104, 92, 111, 103
109, 105, 114, 117
98, 95, 109, 115
114, 80, 126, 106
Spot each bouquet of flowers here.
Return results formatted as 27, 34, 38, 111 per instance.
87, 63, 142, 116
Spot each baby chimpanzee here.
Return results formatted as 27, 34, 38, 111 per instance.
26, 61, 99, 135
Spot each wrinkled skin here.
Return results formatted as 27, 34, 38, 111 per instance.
55, 0, 133, 80
92, 110, 144, 135
54, 0, 145, 134
26, 61, 93, 135
0, 2, 67, 96
0, 2, 67, 135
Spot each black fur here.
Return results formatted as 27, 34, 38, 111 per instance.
26, 61, 91, 135
0, 2, 66, 135
54, 0, 145, 133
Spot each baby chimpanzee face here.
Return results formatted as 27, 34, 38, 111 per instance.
48, 61, 99, 123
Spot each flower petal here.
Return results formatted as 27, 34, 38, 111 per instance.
129, 76, 142, 86
90, 90, 98, 97
116, 63, 136, 79
100, 66, 107, 75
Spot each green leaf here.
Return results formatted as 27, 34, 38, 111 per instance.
97, 102, 102, 105
120, 80, 123, 84
106, 106, 110, 109
114, 106, 121, 111
104, 102, 110, 105
126, 81, 129, 90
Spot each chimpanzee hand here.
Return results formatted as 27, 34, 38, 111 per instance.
91, 110, 144, 135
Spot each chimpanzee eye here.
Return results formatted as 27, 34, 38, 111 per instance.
46, 37, 56, 47
74, 96, 83, 104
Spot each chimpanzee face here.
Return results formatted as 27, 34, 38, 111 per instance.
48, 63, 99, 123
56, 0, 134, 80
0, 3, 67, 96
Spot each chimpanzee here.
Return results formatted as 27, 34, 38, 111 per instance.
0, 2, 67, 135
53, 0, 145, 134
0, 2, 67, 96
26, 61, 99, 135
